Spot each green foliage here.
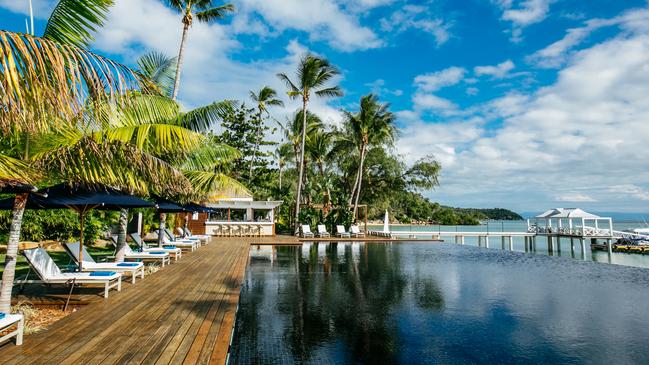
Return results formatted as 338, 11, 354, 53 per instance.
0, 210, 112, 244
297, 207, 322, 229
324, 207, 354, 233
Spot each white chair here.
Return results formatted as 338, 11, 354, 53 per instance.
63, 242, 145, 284
129, 233, 182, 261
317, 225, 331, 238
21, 248, 122, 298
350, 225, 366, 238
0, 313, 23, 346
301, 225, 315, 238
165, 228, 201, 246
161, 233, 198, 252
336, 225, 351, 238
121, 244, 171, 267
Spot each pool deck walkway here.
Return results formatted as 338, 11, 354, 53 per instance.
0, 236, 298, 364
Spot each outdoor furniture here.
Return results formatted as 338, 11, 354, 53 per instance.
184, 228, 210, 243
63, 242, 145, 284
0, 313, 23, 346
161, 235, 198, 252
317, 225, 331, 238
122, 244, 171, 267
165, 228, 202, 247
336, 225, 351, 238
21, 248, 122, 298
231, 225, 241, 237
350, 225, 366, 238
240, 225, 250, 236
249, 225, 261, 237
124, 234, 182, 261
301, 225, 315, 238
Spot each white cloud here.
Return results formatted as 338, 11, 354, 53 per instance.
474, 60, 515, 78
555, 194, 597, 202
414, 67, 466, 92
466, 87, 479, 96
365, 79, 403, 97
494, 0, 554, 42
380, 5, 452, 46
232, 0, 382, 51
397, 7, 649, 211
412, 93, 457, 111
0, 0, 55, 18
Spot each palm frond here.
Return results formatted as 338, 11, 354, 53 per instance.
43, 0, 114, 48
276, 73, 301, 99
166, 0, 185, 12
176, 100, 233, 132
0, 31, 141, 133
315, 86, 343, 98
184, 170, 250, 200
137, 52, 177, 97
179, 141, 241, 171
0, 154, 35, 185
195, 4, 235, 22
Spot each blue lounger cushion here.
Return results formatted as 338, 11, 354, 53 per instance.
149, 251, 166, 255
0, 312, 5, 320
89, 271, 116, 277
117, 263, 140, 267
163, 245, 176, 249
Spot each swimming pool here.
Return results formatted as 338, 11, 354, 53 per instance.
229, 242, 649, 364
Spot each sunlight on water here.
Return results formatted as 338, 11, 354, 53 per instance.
230, 242, 649, 364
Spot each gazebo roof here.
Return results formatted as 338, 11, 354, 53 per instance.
206, 200, 283, 210
535, 208, 601, 219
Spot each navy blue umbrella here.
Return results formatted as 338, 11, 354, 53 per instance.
0, 183, 156, 270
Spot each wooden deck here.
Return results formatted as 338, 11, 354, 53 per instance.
0, 237, 259, 364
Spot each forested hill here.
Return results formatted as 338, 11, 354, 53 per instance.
450, 208, 523, 221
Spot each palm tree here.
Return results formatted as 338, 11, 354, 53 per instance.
277, 55, 342, 233
249, 87, 283, 180
344, 94, 397, 218
0, 0, 142, 313
306, 129, 334, 213
167, 0, 235, 100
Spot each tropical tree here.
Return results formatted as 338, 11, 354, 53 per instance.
344, 94, 397, 218
306, 129, 334, 213
277, 56, 342, 232
167, 0, 235, 100
249, 86, 283, 179
0, 0, 143, 313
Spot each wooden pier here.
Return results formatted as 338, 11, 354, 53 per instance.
0, 236, 298, 364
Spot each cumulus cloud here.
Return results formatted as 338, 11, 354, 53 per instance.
397, 7, 649, 211
494, 0, 554, 42
380, 4, 452, 46
474, 60, 515, 78
414, 67, 466, 92
0, 0, 55, 18
232, 0, 382, 51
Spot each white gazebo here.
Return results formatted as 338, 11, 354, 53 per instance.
528, 208, 613, 237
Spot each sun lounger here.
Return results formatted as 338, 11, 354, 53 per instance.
130, 233, 182, 261
0, 313, 23, 346
161, 232, 198, 252
63, 242, 144, 284
21, 248, 122, 298
317, 225, 331, 238
176, 227, 210, 244
336, 225, 351, 238
301, 225, 315, 238
111, 239, 172, 267
350, 225, 366, 238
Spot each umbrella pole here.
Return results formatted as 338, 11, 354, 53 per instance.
78, 211, 85, 272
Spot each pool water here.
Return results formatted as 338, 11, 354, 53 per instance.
229, 242, 649, 364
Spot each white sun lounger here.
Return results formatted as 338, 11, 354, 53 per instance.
350, 225, 366, 238
317, 225, 331, 238
122, 244, 171, 267
166, 228, 202, 247
336, 225, 351, 238
177, 227, 210, 244
63, 242, 145, 284
0, 313, 23, 346
301, 225, 315, 238
21, 248, 122, 298
161, 234, 198, 252
130, 233, 182, 261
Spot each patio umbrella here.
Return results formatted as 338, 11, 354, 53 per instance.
151, 197, 189, 246
0, 183, 156, 270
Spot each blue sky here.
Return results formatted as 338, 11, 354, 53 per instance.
2, 0, 649, 214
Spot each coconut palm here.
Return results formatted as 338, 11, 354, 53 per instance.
138, 51, 178, 98
249, 87, 283, 180
277, 56, 342, 232
344, 94, 397, 218
306, 129, 334, 213
167, 0, 235, 100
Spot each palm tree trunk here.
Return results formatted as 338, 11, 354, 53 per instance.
279, 161, 283, 190
349, 162, 361, 206
352, 144, 367, 219
249, 110, 263, 181
0, 193, 28, 313
171, 22, 190, 101
294, 99, 308, 234
158, 212, 166, 247
318, 162, 331, 214
115, 209, 128, 261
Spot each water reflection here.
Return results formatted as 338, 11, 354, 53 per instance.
230, 242, 649, 364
